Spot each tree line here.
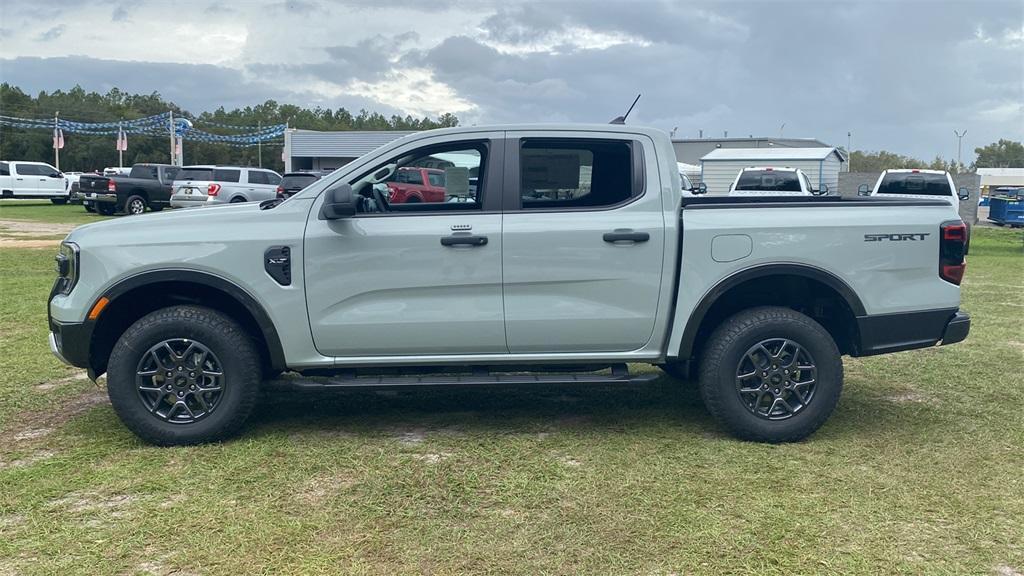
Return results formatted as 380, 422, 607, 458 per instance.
847, 139, 1024, 174
0, 84, 459, 173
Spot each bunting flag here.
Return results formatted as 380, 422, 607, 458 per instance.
1, 113, 286, 147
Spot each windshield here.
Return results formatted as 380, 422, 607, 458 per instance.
876, 173, 951, 196
735, 170, 801, 192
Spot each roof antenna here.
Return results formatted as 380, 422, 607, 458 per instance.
610, 94, 641, 125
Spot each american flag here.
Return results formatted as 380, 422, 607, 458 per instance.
52, 128, 65, 150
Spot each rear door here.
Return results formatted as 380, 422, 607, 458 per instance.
37, 164, 65, 196
10, 163, 38, 195
501, 132, 665, 352
304, 132, 507, 357
246, 170, 280, 201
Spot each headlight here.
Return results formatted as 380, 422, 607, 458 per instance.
54, 242, 80, 295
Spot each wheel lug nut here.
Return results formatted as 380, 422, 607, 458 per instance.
166, 371, 172, 377
177, 366, 183, 371
189, 372, 195, 377
166, 384, 172, 390
177, 391, 184, 397
190, 385, 196, 390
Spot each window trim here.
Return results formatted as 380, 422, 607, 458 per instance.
346, 138, 502, 217
502, 136, 647, 213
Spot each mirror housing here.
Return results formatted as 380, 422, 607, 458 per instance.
857, 184, 870, 196
693, 182, 708, 195
957, 187, 970, 201
811, 184, 829, 196
320, 183, 356, 220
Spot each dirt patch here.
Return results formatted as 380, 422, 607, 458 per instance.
5, 385, 106, 440
0, 219, 77, 236
12, 428, 53, 441
136, 554, 200, 576
393, 428, 427, 445
996, 566, 1023, 576
412, 451, 454, 464
299, 472, 357, 504
34, 370, 91, 391
0, 239, 60, 248
0, 450, 58, 471
557, 455, 582, 468
885, 391, 930, 404
49, 491, 138, 515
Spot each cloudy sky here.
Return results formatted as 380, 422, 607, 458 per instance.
1, 0, 1021, 160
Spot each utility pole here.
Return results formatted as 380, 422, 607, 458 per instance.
847, 131, 852, 172
779, 122, 785, 137
258, 120, 262, 168
118, 119, 124, 169
954, 129, 967, 167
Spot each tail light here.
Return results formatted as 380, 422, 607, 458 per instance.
107, 180, 116, 192
276, 185, 285, 198
939, 220, 967, 285
208, 183, 221, 196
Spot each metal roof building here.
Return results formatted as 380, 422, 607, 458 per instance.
699, 147, 848, 196
672, 137, 833, 165
284, 129, 414, 172
977, 168, 1024, 193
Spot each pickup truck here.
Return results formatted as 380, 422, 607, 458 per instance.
0, 161, 68, 203
47, 124, 971, 446
729, 167, 827, 197
78, 164, 181, 215
859, 168, 971, 249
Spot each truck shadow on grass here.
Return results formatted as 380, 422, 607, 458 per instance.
235, 378, 919, 443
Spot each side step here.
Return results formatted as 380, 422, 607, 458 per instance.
267, 365, 659, 390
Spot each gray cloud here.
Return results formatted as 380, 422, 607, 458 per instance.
35, 25, 66, 42
1, 0, 1021, 160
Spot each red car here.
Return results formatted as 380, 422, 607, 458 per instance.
387, 167, 446, 203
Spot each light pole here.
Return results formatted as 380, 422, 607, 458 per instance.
847, 131, 852, 171
954, 129, 967, 167
779, 122, 785, 137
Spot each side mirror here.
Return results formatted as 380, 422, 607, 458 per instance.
51, 172, 62, 179
693, 182, 708, 195
320, 183, 356, 219
857, 184, 870, 196
957, 187, 970, 201
811, 184, 828, 196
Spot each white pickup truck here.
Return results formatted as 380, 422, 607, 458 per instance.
729, 167, 826, 197
859, 169, 972, 249
0, 160, 69, 203
48, 124, 970, 446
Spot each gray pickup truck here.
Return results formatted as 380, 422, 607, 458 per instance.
48, 124, 970, 446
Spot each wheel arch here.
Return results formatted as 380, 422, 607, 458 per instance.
673, 263, 866, 363
88, 270, 286, 377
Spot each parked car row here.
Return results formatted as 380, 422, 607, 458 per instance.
0, 161, 69, 203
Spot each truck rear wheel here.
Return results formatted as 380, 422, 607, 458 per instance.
698, 306, 843, 443
125, 195, 147, 215
97, 203, 115, 216
106, 305, 262, 446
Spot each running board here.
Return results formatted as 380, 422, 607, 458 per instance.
267, 365, 659, 390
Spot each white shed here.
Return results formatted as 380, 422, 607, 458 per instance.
699, 147, 847, 195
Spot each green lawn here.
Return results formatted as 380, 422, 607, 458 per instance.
0, 226, 1021, 575
0, 200, 115, 226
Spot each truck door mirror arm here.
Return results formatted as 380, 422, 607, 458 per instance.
693, 182, 708, 195
857, 184, 870, 196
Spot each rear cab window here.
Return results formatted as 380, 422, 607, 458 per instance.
735, 170, 801, 192
518, 139, 637, 209
877, 173, 952, 196
281, 174, 318, 189
129, 165, 160, 180
0, 162, 9, 176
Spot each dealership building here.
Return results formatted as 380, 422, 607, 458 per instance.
283, 129, 412, 172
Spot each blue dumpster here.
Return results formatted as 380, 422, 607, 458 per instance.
988, 187, 1024, 227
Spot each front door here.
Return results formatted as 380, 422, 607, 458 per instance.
501, 133, 665, 353
304, 135, 507, 357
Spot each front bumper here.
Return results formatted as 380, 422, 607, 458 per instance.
48, 318, 93, 370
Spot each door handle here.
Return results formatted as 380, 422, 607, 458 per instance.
441, 234, 488, 247
603, 230, 650, 243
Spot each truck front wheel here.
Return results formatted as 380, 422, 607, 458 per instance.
698, 306, 843, 443
106, 305, 262, 446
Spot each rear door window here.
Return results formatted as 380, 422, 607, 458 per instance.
518, 139, 635, 209
248, 171, 268, 185
735, 170, 801, 192
0, 162, 8, 176
213, 169, 241, 183
876, 173, 952, 196
178, 168, 213, 181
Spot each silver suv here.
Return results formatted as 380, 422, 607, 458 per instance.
170, 166, 282, 207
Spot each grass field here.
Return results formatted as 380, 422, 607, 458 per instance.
0, 200, 115, 226
0, 212, 1021, 574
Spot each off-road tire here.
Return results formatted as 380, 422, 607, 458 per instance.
699, 306, 843, 443
107, 305, 262, 446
